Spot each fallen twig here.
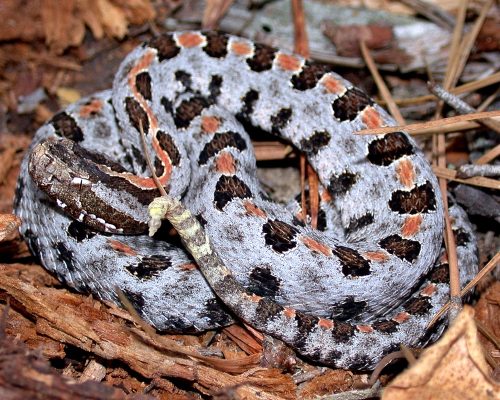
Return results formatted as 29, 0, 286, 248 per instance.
354, 110, 500, 135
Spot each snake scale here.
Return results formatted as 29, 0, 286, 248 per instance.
15, 31, 478, 369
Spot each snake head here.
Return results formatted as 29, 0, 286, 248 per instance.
28, 137, 153, 235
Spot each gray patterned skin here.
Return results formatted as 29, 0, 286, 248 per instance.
15, 31, 478, 369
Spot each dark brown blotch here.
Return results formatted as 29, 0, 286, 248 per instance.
214, 175, 252, 210
208, 75, 223, 101
161, 96, 173, 114
135, 71, 152, 101
404, 296, 432, 315
198, 131, 247, 165
125, 255, 172, 280
453, 228, 471, 247
328, 171, 357, 195
379, 234, 421, 263
248, 265, 281, 298
429, 263, 449, 283
23, 229, 40, 261
200, 298, 233, 327
247, 43, 276, 72
331, 321, 355, 343
67, 221, 96, 242
389, 181, 436, 214
262, 219, 299, 253
329, 296, 368, 321
239, 89, 259, 118
332, 87, 373, 121
174, 96, 209, 128
154, 157, 164, 177
291, 61, 332, 91
348, 354, 374, 370
332, 246, 371, 277
346, 213, 374, 235
149, 34, 180, 61
372, 319, 399, 333
125, 97, 149, 133
367, 132, 414, 166
300, 131, 331, 155
294, 313, 320, 350
270, 108, 292, 134
254, 298, 284, 326
121, 288, 145, 310
156, 131, 181, 166
53, 241, 76, 272
174, 70, 192, 89
50, 112, 84, 142
203, 32, 229, 58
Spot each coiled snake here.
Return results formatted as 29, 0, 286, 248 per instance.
15, 31, 478, 369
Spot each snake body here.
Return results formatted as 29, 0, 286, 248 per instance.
15, 31, 478, 369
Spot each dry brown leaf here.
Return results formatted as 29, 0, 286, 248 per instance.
382, 306, 499, 400
2, 0, 155, 54
41, 0, 86, 54
475, 281, 500, 359
112, 0, 155, 25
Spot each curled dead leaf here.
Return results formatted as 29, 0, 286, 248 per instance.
383, 306, 499, 400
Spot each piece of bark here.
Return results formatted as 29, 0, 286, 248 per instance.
0, 308, 151, 400
0, 263, 295, 399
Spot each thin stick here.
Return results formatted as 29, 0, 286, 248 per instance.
428, 252, 500, 328
291, 0, 309, 58
307, 163, 319, 229
359, 40, 405, 125
291, 0, 320, 228
452, 0, 494, 91
398, 0, 455, 30
433, 166, 500, 190
139, 121, 167, 196
435, 0, 467, 118
428, 82, 500, 134
475, 144, 500, 165
385, 71, 500, 107
475, 319, 500, 349
368, 351, 405, 386
477, 87, 500, 112
354, 110, 500, 135
433, 0, 471, 324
